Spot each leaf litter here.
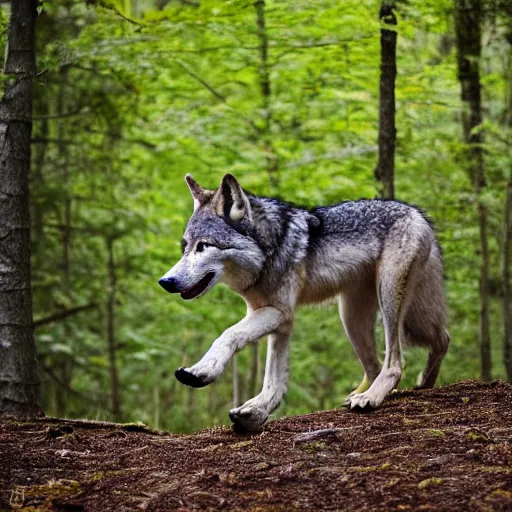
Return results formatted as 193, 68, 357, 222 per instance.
1, 380, 512, 511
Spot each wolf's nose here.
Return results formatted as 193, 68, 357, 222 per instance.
159, 276, 178, 293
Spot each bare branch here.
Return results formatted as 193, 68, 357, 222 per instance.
176, 60, 226, 102
34, 303, 98, 328
175, 60, 260, 133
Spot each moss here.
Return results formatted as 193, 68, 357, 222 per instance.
300, 441, 327, 453
230, 440, 254, 450
485, 489, 512, 501
24, 479, 80, 498
12, 479, 82, 510
120, 421, 163, 434
427, 429, 446, 438
109, 470, 127, 477
121, 421, 147, 428
466, 430, 492, 443
352, 463, 393, 472
478, 465, 512, 474
418, 478, 444, 490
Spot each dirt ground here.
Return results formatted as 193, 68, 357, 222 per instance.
1, 380, 512, 512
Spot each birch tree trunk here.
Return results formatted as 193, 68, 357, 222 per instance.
0, 0, 44, 418
454, 0, 492, 381
374, 1, 397, 200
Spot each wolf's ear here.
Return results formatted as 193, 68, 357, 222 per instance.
213, 174, 252, 223
185, 174, 211, 211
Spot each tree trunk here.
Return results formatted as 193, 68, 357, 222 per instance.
57, 67, 73, 417
504, 30, 512, 127
454, 0, 491, 381
503, 31, 512, 382
0, 0, 44, 418
255, 0, 279, 191
503, 180, 512, 382
242, 0, 277, 402
106, 236, 122, 420
31, 101, 48, 261
374, 1, 397, 200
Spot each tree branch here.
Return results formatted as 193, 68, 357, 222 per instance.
34, 303, 98, 328
175, 60, 260, 133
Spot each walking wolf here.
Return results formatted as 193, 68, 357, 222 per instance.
159, 174, 450, 432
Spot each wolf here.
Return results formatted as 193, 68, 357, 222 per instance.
159, 174, 450, 432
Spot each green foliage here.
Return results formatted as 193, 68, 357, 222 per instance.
2, 0, 510, 431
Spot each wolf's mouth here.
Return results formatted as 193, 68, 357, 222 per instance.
181, 272, 216, 300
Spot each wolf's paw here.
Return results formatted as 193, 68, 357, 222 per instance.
229, 405, 268, 433
175, 367, 214, 388
344, 392, 382, 411
342, 391, 358, 407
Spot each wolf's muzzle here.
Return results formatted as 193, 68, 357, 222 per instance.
159, 276, 179, 293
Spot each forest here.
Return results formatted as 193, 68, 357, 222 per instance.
1, 0, 512, 436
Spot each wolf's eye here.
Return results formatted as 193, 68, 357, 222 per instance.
196, 242, 213, 252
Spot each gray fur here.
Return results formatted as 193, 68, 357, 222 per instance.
159, 174, 450, 432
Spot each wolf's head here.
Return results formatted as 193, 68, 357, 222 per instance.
159, 174, 264, 300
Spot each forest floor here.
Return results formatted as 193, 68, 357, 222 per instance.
1, 380, 512, 512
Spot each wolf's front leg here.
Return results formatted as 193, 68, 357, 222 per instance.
229, 328, 291, 432
175, 306, 284, 388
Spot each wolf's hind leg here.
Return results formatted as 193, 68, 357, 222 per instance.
403, 256, 450, 389
347, 235, 426, 410
417, 330, 450, 388
338, 285, 380, 404
229, 328, 291, 432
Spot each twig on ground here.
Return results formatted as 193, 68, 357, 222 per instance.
34, 417, 166, 436
293, 426, 361, 443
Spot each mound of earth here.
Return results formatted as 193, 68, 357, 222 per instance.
1, 380, 512, 511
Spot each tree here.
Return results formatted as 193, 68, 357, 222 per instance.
106, 235, 121, 420
0, 0, 44, 418
9, 0, 511, 432
454, 0, 491, 381
374, 1, 397, 200
503, 180, 512, 381
502, 26, 512, 383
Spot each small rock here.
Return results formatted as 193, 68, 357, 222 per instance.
423, 454, 452, 468
253, 461, 270, 471
219, 472, 237, 485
